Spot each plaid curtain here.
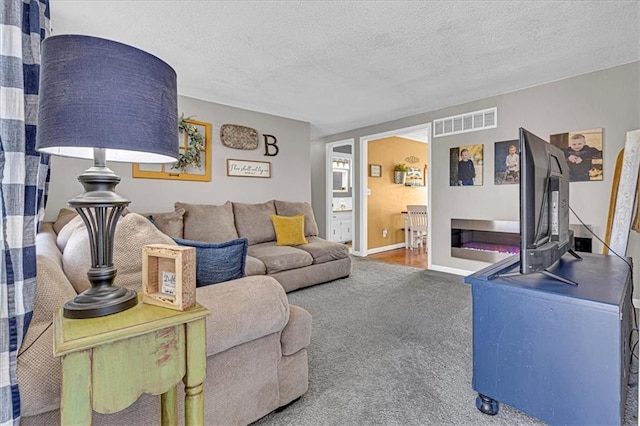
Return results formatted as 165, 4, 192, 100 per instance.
0, 1, 50, 424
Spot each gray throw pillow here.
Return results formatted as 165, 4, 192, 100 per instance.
143, 207, 185, 239
232, 200, 276, 245
52, 208, 78, 234
56, 215, 85, 252
176, 201, 239, 242
62, 213, 176, 293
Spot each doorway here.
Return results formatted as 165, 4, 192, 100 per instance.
359, 124, 431, 266
325, 139, 355, 248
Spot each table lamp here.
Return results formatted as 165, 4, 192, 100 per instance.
36, 35, 179, 319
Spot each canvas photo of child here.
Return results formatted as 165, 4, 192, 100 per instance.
494, 139, 520, 185
449, 144, 484, 186
550, 128, 603, 182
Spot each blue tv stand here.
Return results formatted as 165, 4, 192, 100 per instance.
465, 252, 633, 425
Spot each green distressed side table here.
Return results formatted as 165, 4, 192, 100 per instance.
53, 295, 210, 425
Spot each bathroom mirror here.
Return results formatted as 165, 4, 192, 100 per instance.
333, 169, 349, 193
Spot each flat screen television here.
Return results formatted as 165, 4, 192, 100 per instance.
489, 127, 581, 285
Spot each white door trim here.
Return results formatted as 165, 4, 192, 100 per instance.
359, 123, 432, 266
325, 139, 354, 244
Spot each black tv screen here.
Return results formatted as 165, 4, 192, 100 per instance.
519, 128, 574, 276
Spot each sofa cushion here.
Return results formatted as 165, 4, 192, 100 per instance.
176, 201, 239, 242
174, 237, 248, 286
196, 275, 289, 356
36, 223, 62, 268
110, 213, 177, 292
271, 214, 308, 246
55, 214, 85, 252
144, 207, 185, 239
233, 200, 276, 245
52, 207, 78, 234
245, 255, 267, 276
281, 305, 312, 356
55, 208, 130, 250
63, 213, 176, 293
296, 236, 350, 265
248, 242, 313, 274
274, 200, 319, 237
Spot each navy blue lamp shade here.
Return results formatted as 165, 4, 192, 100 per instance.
36, 35, 179, 319
36, 34, 179, 163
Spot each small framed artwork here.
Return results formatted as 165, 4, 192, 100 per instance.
369, 164, 382, 177
142, 244, 196, 311
405, 167, 423, 186
227, 159, 271, 178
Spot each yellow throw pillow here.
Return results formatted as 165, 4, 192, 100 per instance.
270, 214, 308, 246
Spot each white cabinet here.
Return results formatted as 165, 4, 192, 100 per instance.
331, 211, 352, 243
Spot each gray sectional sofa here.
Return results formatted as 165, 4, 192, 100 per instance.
20, 211, 313, 425
154, 199, 352, 292
18, 199, 349, 425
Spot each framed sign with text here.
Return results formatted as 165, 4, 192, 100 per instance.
226, 159, 271, 178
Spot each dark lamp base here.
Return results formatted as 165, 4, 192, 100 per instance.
63, 286, 137, 319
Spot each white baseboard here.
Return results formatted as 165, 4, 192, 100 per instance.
366, 243, 406, 255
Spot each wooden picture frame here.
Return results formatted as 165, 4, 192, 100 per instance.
226, 159, 271, 178
369, 164, 382, 177
133, 118, 212, 181
142, 244, 196, 311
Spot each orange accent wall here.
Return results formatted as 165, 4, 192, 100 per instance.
368, 137, 428, 250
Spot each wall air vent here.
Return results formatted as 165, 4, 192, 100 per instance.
433, 107, 497, 138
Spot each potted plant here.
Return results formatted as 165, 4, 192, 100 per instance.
393, 163, 408, 184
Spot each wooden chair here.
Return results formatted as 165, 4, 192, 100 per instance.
407, 205, 428, 250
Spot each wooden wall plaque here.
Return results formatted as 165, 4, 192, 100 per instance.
220, 124, 259, 150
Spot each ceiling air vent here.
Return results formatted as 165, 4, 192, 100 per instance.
433, 107, 497, 138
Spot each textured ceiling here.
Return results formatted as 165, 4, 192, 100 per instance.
49, 1, 640, 139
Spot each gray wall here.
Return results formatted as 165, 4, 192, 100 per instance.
313, 62, 640, 273
310, 139, 327, 236
45, 64, 640, 276
45, 95, 311, 219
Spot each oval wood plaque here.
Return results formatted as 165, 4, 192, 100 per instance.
220, 124, 259, 150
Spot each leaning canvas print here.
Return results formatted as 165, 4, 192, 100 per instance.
450, 144, 483, 186
494, 139, 520, 185
549, 128, 603, 182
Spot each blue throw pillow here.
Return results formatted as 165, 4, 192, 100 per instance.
173, 237, 248, 287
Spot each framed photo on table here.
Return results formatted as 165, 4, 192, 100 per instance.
369, 164, 382, 177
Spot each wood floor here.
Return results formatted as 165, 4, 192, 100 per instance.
367, 247, 428, 269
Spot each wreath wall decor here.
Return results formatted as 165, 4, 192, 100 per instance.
174, 115, 206, 171
132, 116, 212, 182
